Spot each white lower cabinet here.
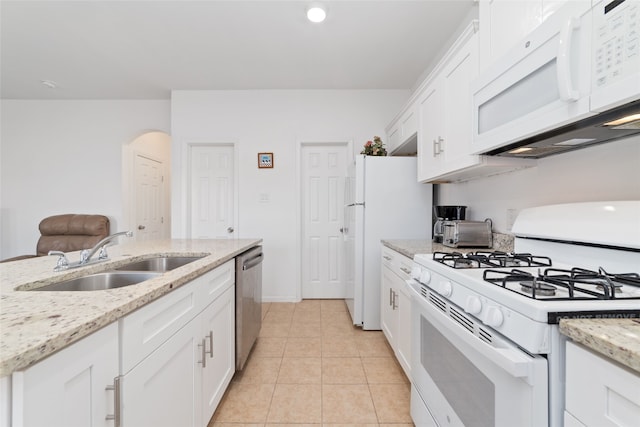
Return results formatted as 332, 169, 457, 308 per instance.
380, 246, 412, 378
8, 259, 237, 427
121, 317, 201, 427
120, 284, 235, 427
199, 284, 235, 423
565, 340, 640, 427
11, 322, 119, 427
120, 260, 236, 427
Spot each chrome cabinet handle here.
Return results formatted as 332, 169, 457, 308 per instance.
138, 225, 146, 230
206, 331, 214, 359
105, 376, 121, 427
383, 255, 392, 261
433, 139, 438, 156
437, 136, 444, 152
198, 338, 207, 368
227, 227, 234, 233
389, 288, 393, 306
392, 290, 398, 310
400, 267, 412, 274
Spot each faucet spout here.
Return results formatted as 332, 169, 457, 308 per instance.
80, 231, 133, 264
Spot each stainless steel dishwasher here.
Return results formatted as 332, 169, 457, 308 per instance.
235, 246, 263, 370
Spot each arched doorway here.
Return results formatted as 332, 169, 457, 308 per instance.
122, 131, 171, 241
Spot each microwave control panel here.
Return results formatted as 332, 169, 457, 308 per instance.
593, 0, 639, 89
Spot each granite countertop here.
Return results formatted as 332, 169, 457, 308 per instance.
0, 238, 261, 376
382, 233, 514, 259
560, 319, 640, 374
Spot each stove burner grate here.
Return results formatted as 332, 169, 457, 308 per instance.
433, 251, 552, 269
483, 267, 640, 300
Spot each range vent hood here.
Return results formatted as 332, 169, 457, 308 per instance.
485, 100, 640, 159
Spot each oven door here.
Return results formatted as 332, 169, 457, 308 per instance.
408, 280, 548, 427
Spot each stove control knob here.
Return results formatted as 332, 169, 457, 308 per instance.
485, 306, 504, 328
419, 270, 431, 284
438, 281, 453, 297
465, 296, 482, 315
411, 266, 421, 280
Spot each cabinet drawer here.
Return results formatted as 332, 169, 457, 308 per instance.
381, 246, 413, 280
120, 279, 200, 374
196, 260, 235, 311
381, 247, 397, 270
397, 256, 413, 281
565, 341, 640, 427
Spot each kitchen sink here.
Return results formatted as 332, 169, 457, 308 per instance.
114, 255, 204, 272
30, 271, 161, 291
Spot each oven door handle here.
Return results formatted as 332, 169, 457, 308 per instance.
407, 279, 537, 382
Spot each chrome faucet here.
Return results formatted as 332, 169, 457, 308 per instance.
48, 230, 133, 271
79, 231, 133, 264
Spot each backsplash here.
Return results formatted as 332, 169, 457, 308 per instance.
437, 137, 640, 233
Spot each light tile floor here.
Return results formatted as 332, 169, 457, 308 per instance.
209, 299, 414, 427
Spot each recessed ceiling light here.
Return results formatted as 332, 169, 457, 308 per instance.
307, 4, 326, 23
41, 80, 58, 89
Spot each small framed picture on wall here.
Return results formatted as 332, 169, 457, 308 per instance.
258, 152, 274, 168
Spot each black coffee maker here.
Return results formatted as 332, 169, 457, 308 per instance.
433, 205, 467, 243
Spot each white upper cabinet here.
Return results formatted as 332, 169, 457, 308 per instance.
479, 0, 569, 71
386, 102, 418, 155
417, 22, 535, 183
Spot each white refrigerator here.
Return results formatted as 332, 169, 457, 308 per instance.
343, 155, 432, 330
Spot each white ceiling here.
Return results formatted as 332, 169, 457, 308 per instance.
0, 0, 476, 100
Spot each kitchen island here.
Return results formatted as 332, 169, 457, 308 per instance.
0, 238, 261, 376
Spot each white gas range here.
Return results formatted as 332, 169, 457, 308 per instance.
408, 201, 640, 427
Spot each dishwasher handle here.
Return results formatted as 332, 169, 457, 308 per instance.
243, 252, 263, 271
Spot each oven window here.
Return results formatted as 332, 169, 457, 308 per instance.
421, 316, 495, 427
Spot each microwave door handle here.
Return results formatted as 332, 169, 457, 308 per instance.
557, 16, 580, 102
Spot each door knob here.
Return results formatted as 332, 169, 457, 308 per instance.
138, 225, 146, 230
227, 227, 234, 233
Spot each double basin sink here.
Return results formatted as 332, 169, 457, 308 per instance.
30, 256, 204, 292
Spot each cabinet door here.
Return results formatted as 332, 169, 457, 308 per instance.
201, 284, 235, 424
395, 278, 412, 379
479, 0, 543, 69
12, 323, 118, 427
387, 123, 402, 153
441, 32, 480, 174
380, 264, 398, 348
417, 81, 444, 182
121, 318, 201, 427
565, 341, 640, 427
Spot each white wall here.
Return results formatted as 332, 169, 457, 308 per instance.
171, 90, 410, 301
0, 100, 171, 259
437, 136, 640, 232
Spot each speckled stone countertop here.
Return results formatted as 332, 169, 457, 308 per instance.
382, 233, 514, 259
560, 319, 640, 374
0, 238, 261, 376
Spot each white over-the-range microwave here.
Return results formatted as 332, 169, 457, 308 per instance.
472, 0, 640, 159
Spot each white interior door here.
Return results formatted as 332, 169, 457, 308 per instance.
190, 145, 235, 239
301, 143, 348, 299
135, 154, 164, 241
